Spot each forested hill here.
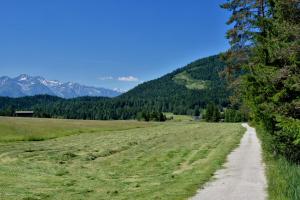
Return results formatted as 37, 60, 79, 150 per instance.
120, 55, 230, 113
0, 55, 231, 119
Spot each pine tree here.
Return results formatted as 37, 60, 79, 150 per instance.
220, 0, 268, 74
204, 103, 220, 122
222, 0, 300, 161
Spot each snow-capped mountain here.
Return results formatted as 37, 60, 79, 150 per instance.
0, 74, 122, 98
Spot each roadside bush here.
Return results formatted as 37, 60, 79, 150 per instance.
255, 123, 300, 200
274, 117, 300, 161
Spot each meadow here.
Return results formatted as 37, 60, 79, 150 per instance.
0, 117, 155, 142
0, 117, 244, 200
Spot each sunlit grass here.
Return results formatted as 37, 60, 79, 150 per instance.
0, 117, 155, 142
0, 118, 244, 200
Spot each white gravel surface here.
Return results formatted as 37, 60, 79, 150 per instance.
190, 123, 267, 200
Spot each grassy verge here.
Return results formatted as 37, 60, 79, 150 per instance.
0, 119, 244, 200
255, 125, 300, 200
0, 117, 155, 142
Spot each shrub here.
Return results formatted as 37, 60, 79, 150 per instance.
274, 117, 300, 161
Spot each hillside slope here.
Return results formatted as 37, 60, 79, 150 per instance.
119, 55, 230, 114
0, 55, 231, 119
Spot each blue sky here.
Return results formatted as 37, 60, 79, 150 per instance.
0, 0, 230, 91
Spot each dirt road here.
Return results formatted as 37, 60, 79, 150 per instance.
190, 123, 267, 200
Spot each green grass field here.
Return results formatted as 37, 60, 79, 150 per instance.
0, 117, 244, 200
0, 117, 155, 142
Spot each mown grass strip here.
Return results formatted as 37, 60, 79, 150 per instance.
0, 120, 244, 200
0, 117, 156, 142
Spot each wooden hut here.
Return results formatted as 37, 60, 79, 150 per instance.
15, 111, 34, 117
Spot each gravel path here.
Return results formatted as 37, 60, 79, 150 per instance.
190, 123, 267, 200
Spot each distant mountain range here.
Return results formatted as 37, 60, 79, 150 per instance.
0, 55, 231, 119
0, 74, 122, 98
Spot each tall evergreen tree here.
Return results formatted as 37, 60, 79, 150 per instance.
220, 0, 268, 74
222, 0, 300, 161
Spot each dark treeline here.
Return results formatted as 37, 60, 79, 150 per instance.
0, 55, 233, 120
222, 0, 300, 161
202, 103, 248, 122
224, 109, 248, 123
136, 111, 167, 122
